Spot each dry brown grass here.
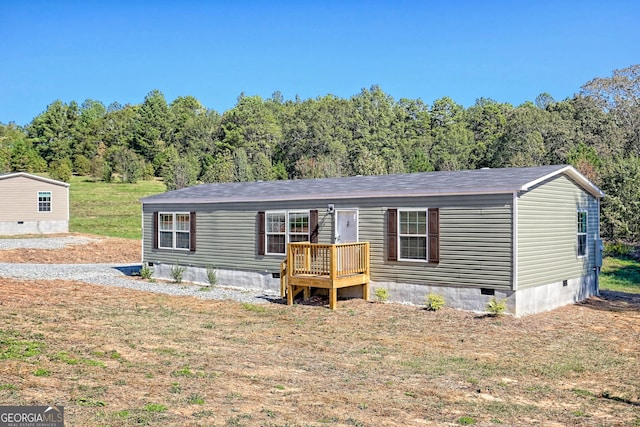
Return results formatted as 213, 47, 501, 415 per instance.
0, 237, 639, 426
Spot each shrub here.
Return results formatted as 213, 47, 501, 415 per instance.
604, 241, 634, 258
49, 158, 73, 182
206, 265, 218, 287
170, 264, 185, 284
486, 297, 507, 316
425, 293, 445, 311
374, 288, 389, 302
140, 265, 153, 280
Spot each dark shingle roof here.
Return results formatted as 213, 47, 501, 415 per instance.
140, 165, 604, 205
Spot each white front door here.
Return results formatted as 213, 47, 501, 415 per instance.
335, 209, 358, 243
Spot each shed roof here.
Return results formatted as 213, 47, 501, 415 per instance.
0, 172, 70, 187
140, 165, 604, 205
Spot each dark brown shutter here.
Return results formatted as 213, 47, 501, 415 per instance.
309, 209, 318, 243
428, 208, 440, 263
257, 211, 265, 255
190, 212, 196, 252
387, 208, 397, 261
152, 212, 158, 249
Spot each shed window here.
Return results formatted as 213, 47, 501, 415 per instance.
38, 191, 51, 212
158, 212, 192, 250
577, 211, 587, 257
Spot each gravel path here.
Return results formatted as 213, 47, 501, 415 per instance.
0, 236, 97, 250
0, 237, 279, 304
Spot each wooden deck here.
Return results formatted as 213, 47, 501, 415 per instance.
280, 242, 370, 309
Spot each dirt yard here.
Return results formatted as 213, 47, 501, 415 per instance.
0, 235, 639, 426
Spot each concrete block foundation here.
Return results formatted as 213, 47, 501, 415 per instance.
149, 263, 598, 316
0, 220, 69, 235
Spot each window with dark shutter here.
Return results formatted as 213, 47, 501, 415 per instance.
257, 211, 265, 255
387, 208, 397, 261
190, 212, 196, 252
428, 208, 440, 263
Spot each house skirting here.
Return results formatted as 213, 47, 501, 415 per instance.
151, 264, 280, 295
0, 220, 68, 235
148, 263, 598, 316
513, 272, 598, 316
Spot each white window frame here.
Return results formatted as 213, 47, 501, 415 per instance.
38, 191, 52, 213
158, 212, 191, 250
265, 210, 310, 255
398, 208, 429, 262
577, 210, 588, 258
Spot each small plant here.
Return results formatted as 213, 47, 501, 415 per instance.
458, 416, 476, 425
33, 368, 50, 377
486, 297, 507, 316
172, 366, 194, 377
241, 302, 266, 313
170, 264, 185, 283
140, 264, 153, 279
187, 393, 205, 405
206, 265, 218, 286
374, 288, 389, 302
425, 293, 445, 311
143, 403, 167, 413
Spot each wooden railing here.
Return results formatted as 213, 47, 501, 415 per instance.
284, 242, 370, 309
287, 242, 369, 278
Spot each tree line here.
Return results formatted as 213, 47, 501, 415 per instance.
1, 65, 639, 242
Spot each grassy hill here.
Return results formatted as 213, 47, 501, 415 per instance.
69, 177, 165, 239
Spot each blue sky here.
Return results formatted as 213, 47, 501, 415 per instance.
1, 1, 638, 126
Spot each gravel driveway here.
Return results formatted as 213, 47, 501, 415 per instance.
0, 237, 278, 304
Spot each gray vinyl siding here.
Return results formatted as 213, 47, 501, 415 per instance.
359, 194, 513, 290
143, 201, 335, 272
517, 175, 599, 289
143, 193, 514, 290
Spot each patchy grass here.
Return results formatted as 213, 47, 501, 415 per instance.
69, 176, 165, 239
0, 277, 639, 426
600, 256, 640, 294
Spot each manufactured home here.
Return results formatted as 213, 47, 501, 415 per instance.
0, 172, 70, 235
140, 165, 604, 316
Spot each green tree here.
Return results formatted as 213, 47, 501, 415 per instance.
493, 102, 548, 167
465, 98, 511, 168
49, 158, 73, 182
109, 147, 143, 183
201, 152, 235, 183
600, 156, 640, 241
581, 64, 640, 155
27, 100, 78, 163
429, 97, 474, 170
134, 89, 171, 164
159, 145, 200, 190
220, 95, 282, 169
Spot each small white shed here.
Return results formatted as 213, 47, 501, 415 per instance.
0, 172, 70, 235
